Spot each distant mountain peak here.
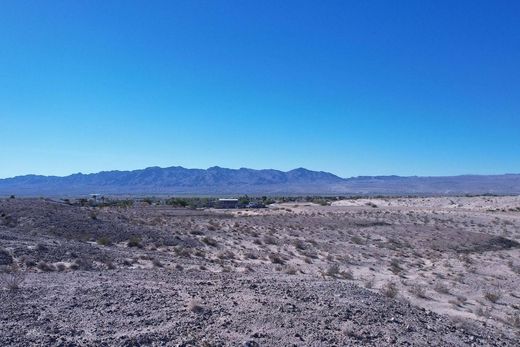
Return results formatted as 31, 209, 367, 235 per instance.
0, 166, 519, 196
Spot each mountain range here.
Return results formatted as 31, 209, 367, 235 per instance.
1, 166, 519, 196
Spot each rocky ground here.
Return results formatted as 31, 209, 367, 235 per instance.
1, 196, 520, 346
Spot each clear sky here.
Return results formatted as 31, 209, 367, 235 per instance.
1, 1, 519, 179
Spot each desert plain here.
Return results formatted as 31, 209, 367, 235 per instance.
1, 195, 520, 346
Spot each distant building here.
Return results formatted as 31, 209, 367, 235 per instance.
216, 198, 239, 209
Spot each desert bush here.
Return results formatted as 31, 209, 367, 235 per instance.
350, 236, 365, 245
0, 264, 26, 290
37, 261, 54, 272
55, 263, 67, 272
325, 263, 340, 277
389, 258, 404, 275
474, 306, 491, 318
263, 235, 278, 245
340, 269, 354, 280
71, 257, 93, 271
243, 251, 258, 259
508, 261, 520, 275
292, 239, 307, 250
96, 236, 112, 246
0, 248, 13, 266
484, 291, 501, 303
202, 236, 218, 247
434, 282, 450, 294
364, 278, 374, 289
284, 266, 297, 275
174, 246, 192, 257
382, 282, 399, 298
24, 258, 36, 267
217, 250, 236, 260
127, 236, 142, 248
268, 253, 285, 265
507, 313, 520, 329
152, 258, 163, 268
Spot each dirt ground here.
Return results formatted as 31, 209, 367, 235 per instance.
1, 196, 520, 346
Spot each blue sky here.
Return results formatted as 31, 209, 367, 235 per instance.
1, 1, 519, 178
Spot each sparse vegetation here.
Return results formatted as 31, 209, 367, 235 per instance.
382, 282, 399, 298
96, 236, 112, 246
484, 291, 501, 303
127, 236, 142, 248
0, 264, 26, 290
1, 195, 520, 343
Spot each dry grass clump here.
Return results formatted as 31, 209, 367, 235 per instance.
364, 278, 375, 289
434, 282, 450, 294
507, 313, 520, 329
0, 264, 26, 291
217, 250, 236, 260
262, 235, 278, 245
381, 281, 399, 298
350, 236, 365, 245
37, 261, 55, 272
268, 253, 285, 265
284, 266, 298, 275
96, 236, 112, 246
127, 236, 142, 248
507, 261, 520, 275
474, 306, 491, 318
325, 263, 340, 277
201, 236, 218, 247
292, 239, 306, 250
484, 291, 501, 304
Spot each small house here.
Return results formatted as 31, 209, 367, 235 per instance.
216, 198, 239, 209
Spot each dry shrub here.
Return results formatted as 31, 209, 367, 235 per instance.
202, 237, 218, 247
325, 263, 340, 277
127, 236, 142, 248
268, 253, 285, 265
284, 266, 297, 275
434, 282, 450, 294
262, 235, 278, 245
217, 250, 236, 260
382, 282, 399, 298
152, 258, 163, 268
292, 239, 306, 250
37, 261, 55, 272
96, 236, 112, 246
0, 264, 26, 290
484, 291, 501, 303
340, 269, 354, 280
364, 278, 374, 289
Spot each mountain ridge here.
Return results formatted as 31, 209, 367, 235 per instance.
1, 166, 520, 196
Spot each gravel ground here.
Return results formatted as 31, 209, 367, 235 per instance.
0, 270, 515, 346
